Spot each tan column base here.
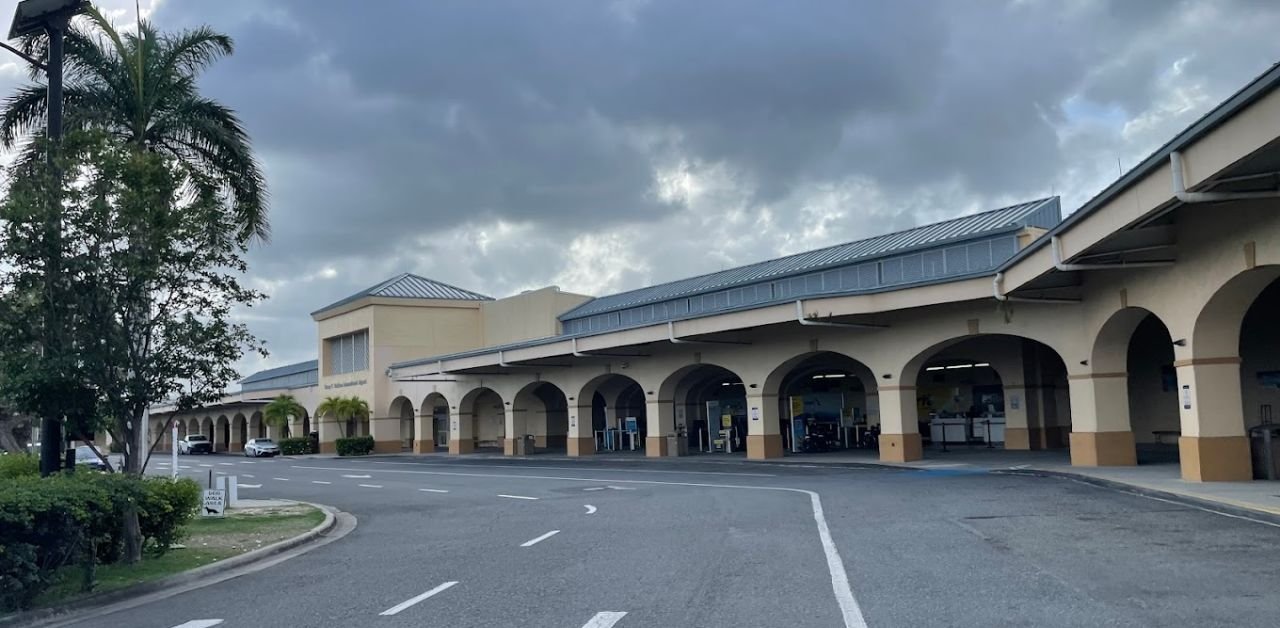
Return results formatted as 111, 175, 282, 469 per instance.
567, 436, 594, 456
449, 439, 474, 455
1179, 435, 1252, 482
747, 434, 784, 460
646, 436, 669, 457
319, 441, 336, 454
1004, 427, 1031, 450
412, 440, 435, 454
373, 440, 401, 454
879, 433, 923, 463
1069, 431, 1137, 466
503, 438, 521, 456
534, 435, 547, 448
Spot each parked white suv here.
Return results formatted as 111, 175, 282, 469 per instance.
244, 438, 280, 457
178, 434, 213, 454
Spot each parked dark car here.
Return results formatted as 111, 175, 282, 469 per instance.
74, 446, 109, 471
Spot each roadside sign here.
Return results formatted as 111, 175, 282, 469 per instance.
202, 489, 226, 517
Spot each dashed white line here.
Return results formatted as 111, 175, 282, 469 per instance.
198, 464, 212, 468
378, 581, 458, 616
239, 483, 262, 488
583, 487, 605, 492
311, 481, 331, 485
497, 494, 538, 500
218, 463, 234, 466
242, 474, 255, 478
239, 461, 254, 465
273, 477, 290, 481
584, 505, 597, 515
341, 474, 371, 479
519, 530, 560, 547
169, 620, 224, 628
419, 488, 449, 493
581, 612, 627, 628
358, 484, 383, 489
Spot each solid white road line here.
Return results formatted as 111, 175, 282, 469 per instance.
311, 480, 331, 485
584, 505, 597, 515
497, 494, 538, 500
294, 464, 869, 628
373, 460, 776, 477
198, 464, 212, 468
520, 530, 560, 547
580, 611, 627, 628
273, 477, 290, 481
378, 581, 458, 616
169, 620, 224, 628
341, 474, 371, 478
358, 484, 382, 488
240, 484, 262, 488
419, 488, 449, 493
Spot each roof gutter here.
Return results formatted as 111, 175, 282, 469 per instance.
667, 321, 751, 345
1171, 151, 1280, 203
794, 300, 887, 329
1051, 236, 1174, 271
571, 337, 648, 358
993, 272, 1080, 304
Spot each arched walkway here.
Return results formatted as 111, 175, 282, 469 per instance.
1086, 307, 1180, 466
389, 396, 415, 452
764, 351, 877, 454
421, 393, 450, 453
571, 374, 647, 456
250, 411, 266, 440
661, 364, 747, 455
233, 413, 247, 452
215, 416, 230, 452
454, 387, 505, 454
511, 382, 570, 455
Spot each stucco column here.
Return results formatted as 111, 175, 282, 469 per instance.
878, 386, 923, 463
1003, 384, 1032, 450
1067, 373, 1137, 466
449, 410, 474, 454
746, 392, 783, 460
566, 402, 595, 456
645, 398, 676, 457
1176, 358, 1251, 481
316, 417, 340, 453
370, 416, 402, 454
504, 407, 527, 456
414, 412, 435, 453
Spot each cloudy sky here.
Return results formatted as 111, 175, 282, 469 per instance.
3, 0, 1279, 377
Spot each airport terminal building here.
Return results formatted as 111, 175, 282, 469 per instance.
151, 64, 1280, 483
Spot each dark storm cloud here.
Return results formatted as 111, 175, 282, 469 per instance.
29, 0, 1280, 373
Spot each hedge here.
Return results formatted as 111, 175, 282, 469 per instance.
277, 437, 313, 456
335, 435, 374, 456
0, 473, 201, 611
0, 453, 39, 480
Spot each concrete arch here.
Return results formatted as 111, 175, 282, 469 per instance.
660, 363, 747, 454
176, 421, 187, 439
763, 350, 878, 397
153, 421, 169, 452
215, 415, 230, 452
420, 392, 450, 453
1190, 265, 1280, 359
512, 381, 570, 453
389, 395, 415, 452
250, 411, 266, 439
1091, 307, 1169, 374
454, 387, 506, 454
201, 417, 214, 442
233, 413, 247, 451
763, 350, 879, 453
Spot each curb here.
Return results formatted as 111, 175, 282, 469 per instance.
1, 500, 339, 628
993, 468, 1280, 527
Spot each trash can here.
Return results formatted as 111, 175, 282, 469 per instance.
666, 434, 688, 457
524, 434, 536, 453
1248, 424, 1280, 480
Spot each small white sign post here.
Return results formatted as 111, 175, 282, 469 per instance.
202, 488, 226, 517
171, 421, 179, 479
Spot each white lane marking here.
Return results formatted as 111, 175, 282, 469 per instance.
240, 484, 262, 488
419, 488, 449, 493
497, 494, 538, 500
378, 581, 458, 616
218, 463, 234, 466
169, 620, 224, 628
606, 485, 634, 491
273, 477, 290, 481
358, 484, 382, 488
198, 464, 212, 468
215, 471, 226, 475
583, 487, 605, 491
295, 464, 869, 628
311, 481, 331, 485
581, 612, 627, 628
373, 460, 776, 477
520, 530, 560, 547
341, 474, 371, 478
584, 505, 597, 515
243, 474, 255, 478
239, 461, 254, 464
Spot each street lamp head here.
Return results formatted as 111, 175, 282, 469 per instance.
9, 0, 89, 39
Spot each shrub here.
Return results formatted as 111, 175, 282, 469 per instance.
335, 435, 374, 456
0, 453, 39, 479
278, 437, 313, 455
138, 477, 201, 555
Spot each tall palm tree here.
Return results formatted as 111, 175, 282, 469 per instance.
315, 396, 346, 437
345, 397, 371, 438
262, 394, 304, 438
317, 396, 371, 438
0, 7, 268, 241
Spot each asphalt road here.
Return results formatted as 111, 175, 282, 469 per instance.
57, 452, 1280, 628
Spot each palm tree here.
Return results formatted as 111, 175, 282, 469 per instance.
0, 7, 268, 241
316, 396, 345, 437
345, 397, 371, 438
317, 396, 371, 438
262, 394, 304, 439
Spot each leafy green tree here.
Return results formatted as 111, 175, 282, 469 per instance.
262, 394, 305, 438
317, 396, 371, 438
2, 7, 268, 241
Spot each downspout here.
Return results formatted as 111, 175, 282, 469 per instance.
993, 272, 1079, 304
793, 300, 887, 329
1171, 151, 1280, 203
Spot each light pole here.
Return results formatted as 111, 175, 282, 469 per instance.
7, 0, 90, 476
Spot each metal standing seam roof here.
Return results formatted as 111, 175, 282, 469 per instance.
311, 273, 494, 316
238, 359, 319, 385
560, 197, 1059, 320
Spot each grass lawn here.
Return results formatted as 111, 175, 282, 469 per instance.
33, 505, 325, 609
